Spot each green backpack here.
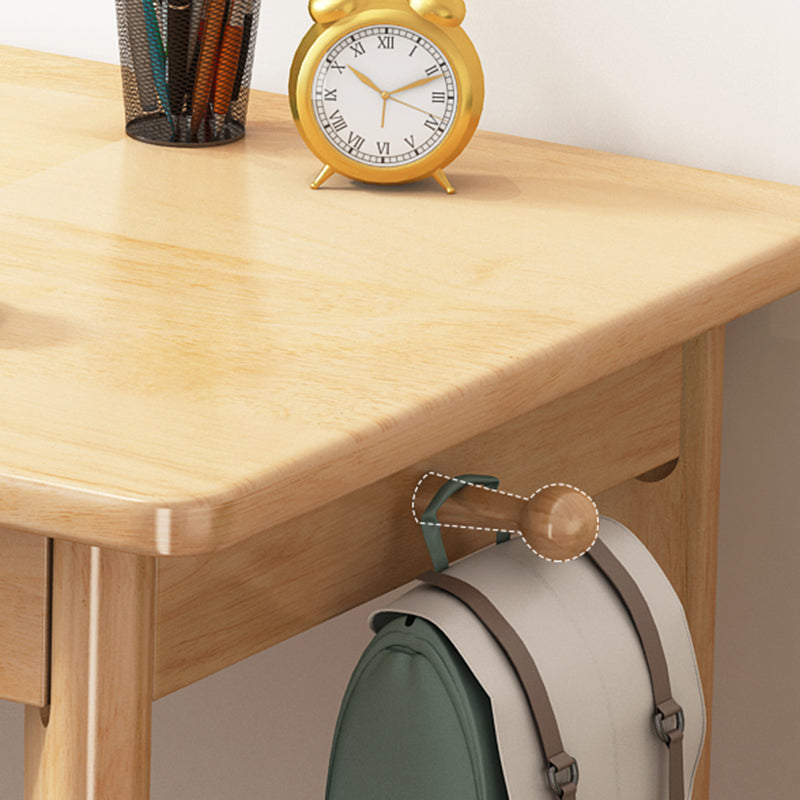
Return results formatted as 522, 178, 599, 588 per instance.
325, 475, 704, 800
326, 475, 508, 800
326, 612, 508, 800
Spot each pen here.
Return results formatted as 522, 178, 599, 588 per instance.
212, 0, 246, 119
184, 6, 205, 116
186, 0, 203, 62
167, 0, 192, 115
189, 0, 228, 139
142, 0, 175, 134
125, 0, 159, 112
230, 0, 254, 103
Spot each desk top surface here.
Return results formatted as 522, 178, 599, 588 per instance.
2, 46, 799, 555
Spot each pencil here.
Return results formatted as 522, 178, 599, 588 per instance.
212, 0, 245, 118
189, 0, 228, 138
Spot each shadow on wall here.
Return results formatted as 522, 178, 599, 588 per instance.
711, 298, 800, 799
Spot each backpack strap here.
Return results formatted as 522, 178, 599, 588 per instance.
419, 474, 511, 572
419, 569, 579, 799
417, 475, 686, 798
420, 538, 687, 800
587, 538, 686, 800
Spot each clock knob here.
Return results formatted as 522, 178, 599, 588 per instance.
409, 0, 466, 27
309, 0, 362, 24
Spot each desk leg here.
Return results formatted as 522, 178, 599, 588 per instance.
24, 541, 156, 800
597, 327, 725, 800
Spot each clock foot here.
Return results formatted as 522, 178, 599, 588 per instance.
311, 164, 335, 190
433, 169, 456, 194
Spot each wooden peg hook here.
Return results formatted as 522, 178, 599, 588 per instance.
412, 473, 599, 562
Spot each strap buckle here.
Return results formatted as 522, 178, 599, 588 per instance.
654, 699, 685, 744
546, 753, 579, 797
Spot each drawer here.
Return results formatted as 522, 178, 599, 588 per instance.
0, 529, 50, 706
155, 344, 682, 698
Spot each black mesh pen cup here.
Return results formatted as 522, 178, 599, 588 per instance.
116, 0, 259, 146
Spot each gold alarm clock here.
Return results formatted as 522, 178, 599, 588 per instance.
289, 0, 484, 193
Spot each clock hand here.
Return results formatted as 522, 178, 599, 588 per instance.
387, 95, 446, 120
347, 66, 392, 127
388, 73, 442, 95
347, 65, 385, 95
347, 67, 444, 125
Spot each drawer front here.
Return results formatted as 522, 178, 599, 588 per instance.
0, 529, 50, 706
155, 344, 681, 698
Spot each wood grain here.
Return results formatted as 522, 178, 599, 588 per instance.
154, 344, 680, 697
1, 48, 799, 555
0, 529, 50, 706
596, 327, 725, 800
0, 48, 120, 187
25, 541, 156, 800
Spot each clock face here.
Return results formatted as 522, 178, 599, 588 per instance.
312, 25, 458, 167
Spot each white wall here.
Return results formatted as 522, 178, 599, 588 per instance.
2, 1, 799, 797
4, 0, 800, 184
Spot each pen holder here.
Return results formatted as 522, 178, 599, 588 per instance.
115, 0, 260, 146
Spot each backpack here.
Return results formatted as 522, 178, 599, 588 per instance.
326, 475, 705, 800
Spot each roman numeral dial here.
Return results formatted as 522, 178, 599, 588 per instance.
312, 25, 458, 167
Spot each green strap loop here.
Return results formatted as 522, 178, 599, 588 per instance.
420, 474, 511, 572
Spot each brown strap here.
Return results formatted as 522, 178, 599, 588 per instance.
419, 570, 579, 798
420, 536, 687, 800
587, 538, 685, 800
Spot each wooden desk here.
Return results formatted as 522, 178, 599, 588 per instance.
2, 46, 799, 799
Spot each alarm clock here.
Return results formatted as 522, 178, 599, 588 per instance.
289, 0, 484, 193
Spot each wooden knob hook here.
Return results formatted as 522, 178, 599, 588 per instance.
412, 472, 599, 562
